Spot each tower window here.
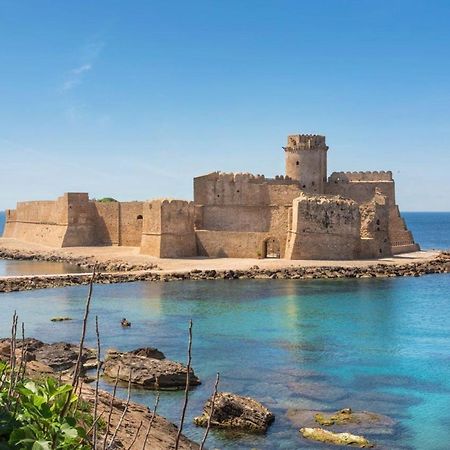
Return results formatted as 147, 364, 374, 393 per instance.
296, 161, 299, 165
137, 215, 143, 220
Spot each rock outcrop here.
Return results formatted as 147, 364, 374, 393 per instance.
0, 338, 96, 374
300, 427, 374, 447
194, 392, 274, 433
103, 348, 200, 389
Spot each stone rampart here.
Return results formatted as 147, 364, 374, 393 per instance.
140, 199, 196, 258
285, 193, 361, 260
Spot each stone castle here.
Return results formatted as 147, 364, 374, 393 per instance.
3, 134, 419, 260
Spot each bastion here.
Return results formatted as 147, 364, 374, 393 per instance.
3, 134, 419, 260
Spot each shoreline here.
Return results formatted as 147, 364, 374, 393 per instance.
0, 248, 448, 293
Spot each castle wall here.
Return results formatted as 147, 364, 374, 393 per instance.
92, 202, 120, 245
194, 172, 301, 207
3, 196, 69, 247
196, 231, 271, 258
119, 202, 144, 246
285, 193, 361, 260
326, 171, 419, 254
140, 200, 196, 257
325, 172, 396, 205
359, 190, 392, 258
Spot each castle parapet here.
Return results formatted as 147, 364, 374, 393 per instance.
328, 171, 393, 183
283, 134, 328, 152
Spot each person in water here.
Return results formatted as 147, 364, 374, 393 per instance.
121, 318, 131, 327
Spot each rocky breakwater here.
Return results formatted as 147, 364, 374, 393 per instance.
1, 252, 449, 293
0, 246, 158, 272
194, 392, 274, 433
103, 347, 201, 390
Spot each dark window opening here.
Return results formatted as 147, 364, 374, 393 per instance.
296, 161, 299, 165
137, 215, 143, 220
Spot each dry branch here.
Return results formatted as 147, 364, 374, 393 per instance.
199, 372, 220, 450
175, 319, 193, 450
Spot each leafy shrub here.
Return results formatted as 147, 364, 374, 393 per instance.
0, 361, 91, 449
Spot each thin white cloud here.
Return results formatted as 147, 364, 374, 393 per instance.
61, 64, 92, 92
60, 38, 104, 92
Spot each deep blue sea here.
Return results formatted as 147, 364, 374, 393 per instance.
0, 211, 449, 449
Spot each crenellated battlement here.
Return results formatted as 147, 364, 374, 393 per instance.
284, 134, 328, 152
328, 171, 393, 183
195, 172, 298, 185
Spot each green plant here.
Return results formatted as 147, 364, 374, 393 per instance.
0, 362, 91, 450
97, 197, 118, 203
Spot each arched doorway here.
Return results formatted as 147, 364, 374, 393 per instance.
264, 237, 281, 258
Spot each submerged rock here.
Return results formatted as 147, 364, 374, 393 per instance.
194, 392, 274, 433
315, 407, 355, 426
287, 407, 395, 436
300, 427, 374, 447
103, 348, 200, 389
50, 317, 73, 322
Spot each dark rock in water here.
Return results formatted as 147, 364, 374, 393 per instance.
129, 347, 165, 360
194, 392, 274, 433
300, 427, 374, 447
103, 348, 200, 389
50, 317, 73, 322
0, 338, 96, 373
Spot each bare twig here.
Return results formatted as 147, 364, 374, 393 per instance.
17, 322, 28, 383
107, 370, 132, 449
126, 420, 142, 450
141, 392, 160, 450
93, 315, 101, 449
199, 372, 220, 450
60, 268, 96, 420
7, 312, 18, 401
87, 411, 105, 436
72, 268, 96, 389
102, 368, 120, 450
175, 319, 193, 450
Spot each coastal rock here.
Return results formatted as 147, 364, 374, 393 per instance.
194, 392, 274, 433
129, 347, 166, 360
300, 427, 374, 447
0, 338, 96, 373
103, 348, 200, 389
287, 407, 395, 436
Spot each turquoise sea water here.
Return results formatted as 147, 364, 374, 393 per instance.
0, 211, 449, 449
1, 275, 449, 449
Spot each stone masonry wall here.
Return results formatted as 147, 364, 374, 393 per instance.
140, 200, 196, 257
3, 196, 69, 247
285, 193, 361, 260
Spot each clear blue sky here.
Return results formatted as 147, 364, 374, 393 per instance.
1, 0, 449, 211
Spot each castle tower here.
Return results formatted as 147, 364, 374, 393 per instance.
284, 134, 328, 193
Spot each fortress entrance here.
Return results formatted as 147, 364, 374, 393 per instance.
264, 237, 281, 258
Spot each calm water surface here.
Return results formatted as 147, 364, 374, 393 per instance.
0, 276, 449, 449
